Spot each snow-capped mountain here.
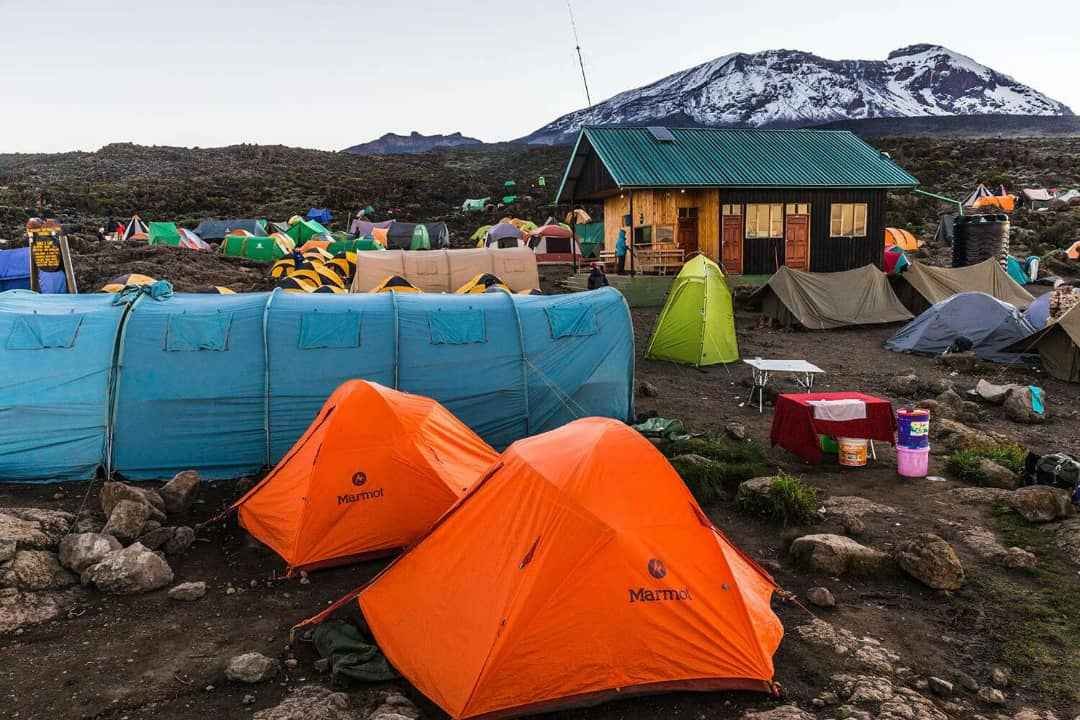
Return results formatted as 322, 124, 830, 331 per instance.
522, 45, 1073, 145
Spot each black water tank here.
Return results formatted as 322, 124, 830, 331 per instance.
952, 213, 1009, 267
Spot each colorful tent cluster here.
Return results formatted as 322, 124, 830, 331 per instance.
350, 417, 782, 719
271, 248, 355, 294
0, 288, 633, 481
646, 256, 738, 366
233, 380, 498, 573
349, 248, 539, 293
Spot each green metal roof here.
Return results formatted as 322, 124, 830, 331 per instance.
556, 126, 919, 202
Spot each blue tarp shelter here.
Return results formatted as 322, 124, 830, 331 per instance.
306, 208, 332, 225
885, 291, 1035, 363
0, 287, 634, 482
0, 248, 68, 293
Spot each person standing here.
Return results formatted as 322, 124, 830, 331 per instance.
615, 228, 627, 275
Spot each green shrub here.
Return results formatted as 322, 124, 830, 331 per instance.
661, 436, 765, 466
735, 472, 819, 526
945, 442, 1026, 485
669, 456, 727, 506
664, 436, 768, 505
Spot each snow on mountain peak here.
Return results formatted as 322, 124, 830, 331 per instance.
522, 45, 1072, 145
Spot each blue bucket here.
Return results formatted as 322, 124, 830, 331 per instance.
896, 408, 930, 449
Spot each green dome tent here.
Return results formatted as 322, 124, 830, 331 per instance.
147, 222, 181, 247
285, 219, 332, 245
328, 237, 384, 254
221, 233, 285, 262
645, 255, 739, 366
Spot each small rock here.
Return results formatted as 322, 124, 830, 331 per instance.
928, 676, 954, 696
3, 550, 77, 590
974, 458, 1020, 489
137, 526, 175, 551
739, 706, 815, 720
163, 526, 195, 555
99, 481, 166, 520
0, 587, 80, 633
251, 685, 351, 720
978, 687, 1006, 705
1003, 547, 1037, 569
160, 470, 201, 515
313, 658, 330, 673
725, 422, 748, 441
168, 581, 207, 601
226, 652, 278, 684
954, 670, 980, 692
102, 500, 151, 544
896, 533, 964, 590
243, 694, 256, 705
284, 658, 299, 669
226, 586, 237, 595
81, 543, 173, 594
1008, 485, 1075, 523
991, 667, 1010, 688
637, 381, 659, 397
0, 540, 15, 563
205, 685, 214, 692
807, 586, 836, 608
789, 534, 889, 576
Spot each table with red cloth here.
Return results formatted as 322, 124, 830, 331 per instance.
770, 392, 896, 464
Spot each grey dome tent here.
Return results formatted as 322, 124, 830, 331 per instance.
885, 292, 1036, 363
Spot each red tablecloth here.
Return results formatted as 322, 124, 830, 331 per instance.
770, 392, 896, 464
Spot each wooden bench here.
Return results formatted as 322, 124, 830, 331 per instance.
598, 245, 686, 275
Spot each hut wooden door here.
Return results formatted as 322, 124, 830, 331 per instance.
784, 204, 810, 271
721, 204, 743, 274
677, 207, 699, 255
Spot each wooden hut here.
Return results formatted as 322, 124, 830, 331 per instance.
555, 126, 918, 275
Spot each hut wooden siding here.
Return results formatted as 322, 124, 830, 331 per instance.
718, 188, 887, 274
602, 189, 720, 258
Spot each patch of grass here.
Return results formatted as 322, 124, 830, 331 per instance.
663, 436, 768, 506
735, 471, 819, 526
967, 506, 1080, 705
945, 442, 1026, 485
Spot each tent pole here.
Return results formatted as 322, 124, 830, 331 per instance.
628, 190, 635, 276
570, 196, 578, 273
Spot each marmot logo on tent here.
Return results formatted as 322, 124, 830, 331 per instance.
337, 488, 384, 505
628, 557, 690, 603
647, 558, 666, 579
352, 471, 367, 487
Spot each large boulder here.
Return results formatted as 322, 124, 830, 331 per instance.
0, 587, 81, 634
933, 419, 1004, 453
163, 526, 195, 555
896, 533, 964, 590
1007, 485, 1075, 523
0, 540, 14, 564
81, 543, 173, 594
2, 550, 77, 590
1003, 387, 1046, 424
0, 508, 75, 549
160, 470, 201, 515
102, 500, 150, 544
789, 534, 889, 576
99, 481, 166, 521
226, 652, 279, 683
58, 533, 123, 573
1057, 518, 1080, 567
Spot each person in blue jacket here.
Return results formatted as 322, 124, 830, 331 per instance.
615, 228, 627, 275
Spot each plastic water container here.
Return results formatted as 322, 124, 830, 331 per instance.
819, 435, 839, 454
838, 438, 869, 467
896, 408, 930, 450
897, 446, 930, 478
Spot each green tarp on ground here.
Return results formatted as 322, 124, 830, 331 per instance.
220, 234, 284, 262
286, 219, 332, 245
645, 255, 738, 366
753, 264, 914, 329
147, 222, 181, 247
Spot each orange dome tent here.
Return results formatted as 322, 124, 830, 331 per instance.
233, 380, 498, 574
883, 227, 922, 251
348, 417, 783, 719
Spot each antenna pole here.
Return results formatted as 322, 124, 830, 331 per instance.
566, 0, 592, 107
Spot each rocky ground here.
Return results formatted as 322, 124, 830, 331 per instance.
3, 307, 1080, 720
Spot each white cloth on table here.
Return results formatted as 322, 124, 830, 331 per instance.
808, 398, 867, 421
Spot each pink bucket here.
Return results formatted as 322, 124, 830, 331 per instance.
897, 446, 929, 478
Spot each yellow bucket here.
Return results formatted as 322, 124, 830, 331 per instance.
838, 437, 868, 467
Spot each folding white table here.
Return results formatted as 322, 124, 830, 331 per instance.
743, 358, 825, 413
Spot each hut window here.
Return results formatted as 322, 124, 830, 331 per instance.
722, 204, 742, 216
633, 226, 652, 245
655, 225, 674, 245
745, 204, 783, 238
830, 203, 868, 237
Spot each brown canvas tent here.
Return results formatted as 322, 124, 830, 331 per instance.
752, 265, 913, 329
1006, 304, 1080, 382
350, 248, 539, 293
892, 258, 1034, 314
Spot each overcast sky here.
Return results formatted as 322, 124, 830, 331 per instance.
2, 0, 1077, 153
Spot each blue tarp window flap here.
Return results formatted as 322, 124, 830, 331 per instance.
546, 304, 597, 339
299, 311, 361, 349
429, 309, 486, 345
166, 312, 232, 351
6, 313, 83, 349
